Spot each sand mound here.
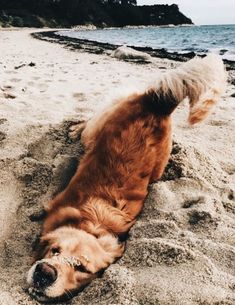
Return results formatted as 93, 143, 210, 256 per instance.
0, 124, 234, 305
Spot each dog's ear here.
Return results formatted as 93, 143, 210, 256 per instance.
43, 207, 82, 234
97, 234, 125, 262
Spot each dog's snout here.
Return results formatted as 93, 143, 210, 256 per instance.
33, 262, 57, 288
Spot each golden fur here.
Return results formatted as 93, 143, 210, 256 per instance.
27, 55, 226, 302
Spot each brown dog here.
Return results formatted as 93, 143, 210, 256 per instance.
27, 55, 226, 302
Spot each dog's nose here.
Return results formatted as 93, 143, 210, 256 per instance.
33, 262, 57, 288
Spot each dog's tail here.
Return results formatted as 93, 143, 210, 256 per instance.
146, 54, 227, 124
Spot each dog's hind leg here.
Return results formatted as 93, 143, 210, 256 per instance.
150, 124, 172, 183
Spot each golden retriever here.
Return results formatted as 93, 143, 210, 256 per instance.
27, 55, 226, 302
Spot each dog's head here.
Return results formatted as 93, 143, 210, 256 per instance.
27, 227, 123, 302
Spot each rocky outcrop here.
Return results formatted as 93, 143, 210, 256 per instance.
0, 1, 193, 28
135, 4, 193, 26
105, 4, 193, 27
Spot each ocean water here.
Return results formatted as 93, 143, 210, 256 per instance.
58, 24, 235, 61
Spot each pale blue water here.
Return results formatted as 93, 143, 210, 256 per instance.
58, 24, 235, 61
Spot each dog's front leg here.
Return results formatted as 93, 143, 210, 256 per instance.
44, 189, 70, 212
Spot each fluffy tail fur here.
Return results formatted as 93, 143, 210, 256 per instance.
147, 54, 227, 124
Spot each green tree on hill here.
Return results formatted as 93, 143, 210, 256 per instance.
0, 0, 192, 27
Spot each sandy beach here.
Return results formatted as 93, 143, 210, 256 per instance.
0, 28, 235, 305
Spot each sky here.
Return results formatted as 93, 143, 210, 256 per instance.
137, 0, 235, 25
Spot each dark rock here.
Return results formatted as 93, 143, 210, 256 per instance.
28, 62, 36, 67
14, 62, 36, 69
219, 49, 228, 55
14, 64, 26, 70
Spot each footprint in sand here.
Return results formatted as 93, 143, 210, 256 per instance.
209, 119, 228, 126
183, 197, 221, 231
222, 190, 235, 215
0, 85, 16, 99
2, 84, 13, 89
93, 91, 102, 96
75, 106, 90, 113
0, 131, 6, 141
10, 78, 21, 83
0, 118, 7, 125
73, 92, 86, 101
5, 70, 16, 75
227, 190, 234, 201
27, 81, 35, 86
182, 197, 206, 209
188, 209, 216, 228
27, 82, 48, 91
38, 83, 49, 90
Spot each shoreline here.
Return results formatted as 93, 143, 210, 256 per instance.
71, 23, 196, 30
32, 30, 235, 70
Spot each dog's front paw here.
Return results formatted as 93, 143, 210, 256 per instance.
68, 121, 86, 140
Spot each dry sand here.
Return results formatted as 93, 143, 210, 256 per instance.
0, 28, 235, 305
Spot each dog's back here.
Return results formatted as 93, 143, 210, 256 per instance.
78, 93, 172, 213
68, 55, 227, 218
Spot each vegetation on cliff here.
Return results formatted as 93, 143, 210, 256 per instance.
0, 0, 193, 28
